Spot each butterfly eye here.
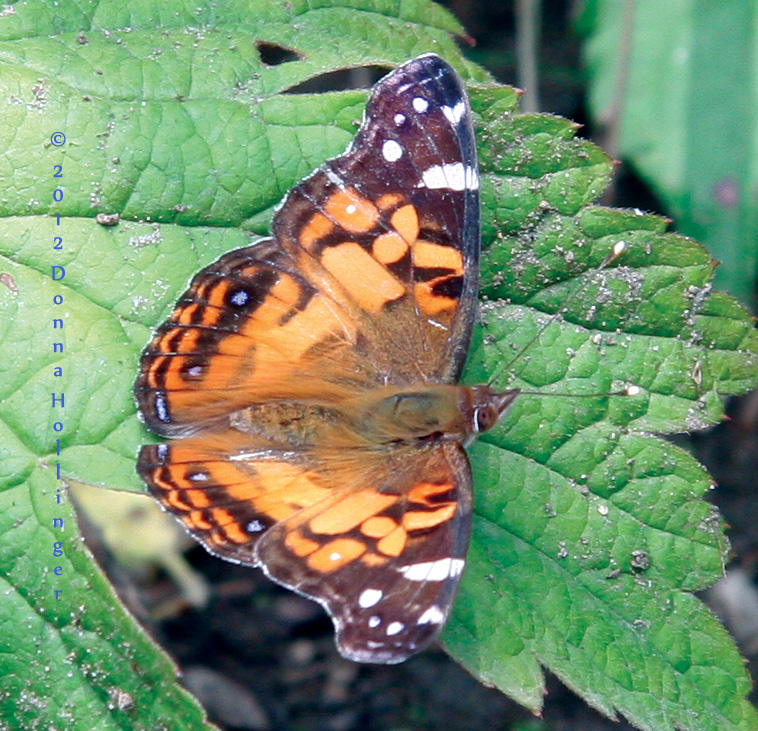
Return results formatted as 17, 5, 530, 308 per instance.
474, 405, 498, 433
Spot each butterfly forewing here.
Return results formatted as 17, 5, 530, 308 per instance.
135, 55, 481, 664
135, 240, 376, 435
273, 54, 479, 384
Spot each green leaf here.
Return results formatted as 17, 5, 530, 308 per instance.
577, 0, 758, 307
441, 90, 758, 730
0, 1, 476, 729
1, 1, 756, 731
0, 468, 215, 730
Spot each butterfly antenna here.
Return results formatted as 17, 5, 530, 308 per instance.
485, 240, 628, 389
517, 385, 641, 398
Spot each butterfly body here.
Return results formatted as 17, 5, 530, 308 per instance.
136, 54, 516, 663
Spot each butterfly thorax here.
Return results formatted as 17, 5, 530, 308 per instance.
229, 384, 519, 450
348, 384, 519, 446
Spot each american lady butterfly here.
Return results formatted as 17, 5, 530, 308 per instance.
135, 54, 518, 664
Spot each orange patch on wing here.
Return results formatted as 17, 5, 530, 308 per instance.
162, 327, 202, 354
266, 271, 302, 309
377, 525, 407, 557
204, 279, 235, 309
157, 359, 203, 393
229, 275, 355, 378
185, 510, 214, 531
166, 487, 211, 510
309, 489, 397, 535
414, 280, 458, 316
254, 463, 330, 521
360, 515, 398, 539
255, 290, 351, 355
413, 240, 463, 273
139, 361, 162, 390
211, 511, 249, 543
361, 553, 388, 567
158, 355, 230, 391
160, 489, 189, 510
376, 192, 404, 210
193, 278, 215, 301
390, 205, 419, 245
285, 530, 320, 557
211, 332, 255, 359
402, 504, 457, 531
372, 232, 409, 265
172, 302, 219, 329
307, 537, 366, 572
408, 482, 454, 506
321, 242, 406, 312
301, 212, 333, 249
324, 188, 379, 233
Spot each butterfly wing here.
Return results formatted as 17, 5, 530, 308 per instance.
135, 54, 479, 435
273, 53, 480, 384
138, 430, 471, 664
135, 239, 372, 435
257, 441, 472, 664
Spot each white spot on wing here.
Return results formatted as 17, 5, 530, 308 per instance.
368, 615, 381, 628
382, 139, 403, 162
399, 558, 465, 582
417, 605, 445, 625
246, 520, 265, 533
154, 393, 170, 423
464, 165, 479, 190
417, 163, 479, 191
359, 588, 383, 608
466, 166, 479, 190
386, 621, 405, 636
442, 100, 466, 125
325, 168, 344, 187
394, 113, 406, 125
329, 552, 342, 561
230, 289, 249, 306
413, 96, 429, 113
345, 204, 357, 214
424, 166, 445, 188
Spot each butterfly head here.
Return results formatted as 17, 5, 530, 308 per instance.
459, 385, 520, 445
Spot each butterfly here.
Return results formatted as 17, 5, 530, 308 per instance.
135, 54, 519, 664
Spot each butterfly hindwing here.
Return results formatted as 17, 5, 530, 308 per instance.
256, 440, 472, 664
137, 429, 323, 562
139, 428, 472, 664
